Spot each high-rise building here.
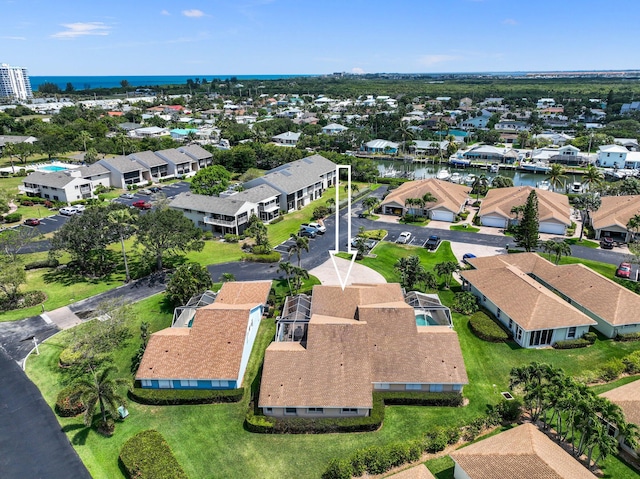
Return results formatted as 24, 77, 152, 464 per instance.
0, 63, 33, 100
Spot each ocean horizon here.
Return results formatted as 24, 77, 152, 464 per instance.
29, 74, 318, 91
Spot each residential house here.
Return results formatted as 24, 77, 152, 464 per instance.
596, 144, 628, 168
0, 134, 37, 154
478, 186, 571, 235
461, 255, 597, 348
179, 144, 214, 170
459, 97, 473, 108
620, 101, 640, 114
362, 139, 399, 154
458, 112, 492, 130
494, 120, 528, 132
170, 128, 198, 141
614, 138, 639, 151
99, 156, 150, 188
536, 98, 556, 108
129, 151, 170, 182
450, 423, 597, 479
136, 281, 271, 390
600, 380, 640, 458
155, 148, 197, 177
131, 126, 169, 138
410, 140, 447, 156
380, 178, 470, 222
19, 170, 96, 203
466, 252, 640, 339
462, 145, 505, 163
272, 131, 301, 147
259, 283, 468, 418
589, 195, 640, 243
321, 123, 348, 135
547, 144, 585, 166
243, 154, 336, 212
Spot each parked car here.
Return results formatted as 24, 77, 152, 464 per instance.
132, 200, 152, 210
298, 227, 316, 238
396, 231, 412, 244
120, 193, 135, 199
302, 222, 326, 234
600, 237, 615, 249
74, 204, 86, 213
139, 188, 152, 195
23, 218, 40, 226
425, 235, 441, 250
462, 253, 477, 264
59, 206, 78, 216
616, 262, 632, 279
351, 236, 377, 251
149, 186, 162, 193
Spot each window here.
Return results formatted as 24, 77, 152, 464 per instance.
376, 383, 390, 390
264, 408, 272, 414
158, 380, 171, 388
482, 295, 487, 303
452, 384, 462, 392
516, 327, 523, 342
529, 329, 553, 347
508, 318, 513, 329
567, 327, 577, 339
180, 380, 197, 387
210, 380, 229, 388
406, 384, 422, 391
341, 408, 358, 415
496, 309, 501, 319
141, 379, 152, 387
430, 384, 444, 392
307, 408, 324, 414
285, 408, 296, 415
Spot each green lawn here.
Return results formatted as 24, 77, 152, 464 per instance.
450, 224, 480, 233
564, 238, 600, 248
426, 456, 455, 479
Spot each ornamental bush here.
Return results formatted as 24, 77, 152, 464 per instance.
616, 332, 640, 342
583, 332, 597, 344
599, 358, 626, 382
128, 386, 243, 405
553, 338, 591, 349
25, 258, 59, 270
452, 292, 479, 315
623, 351, 640, 374
58, 348, 84, 368
3, 212, 21, 223
119, 430, 188, 479
55, 385, 86, 417
469, 311, 509, 342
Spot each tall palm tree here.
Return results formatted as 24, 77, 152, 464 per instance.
547, 164, 567, 191
277, 261, 294, 294
287, 234, 309, 267
291, 266, 309, 294
434, 261, 459, 289
574, 193, 601, 241
582, 165, 604, 191
107, 208, 136, 283
626, 214, 640, 241
2, 142, 16, 174
471, 174, 489, 200
362, 196, 380, 216
78, 130, 92, 152
396, 123, 414, 155
74, 367, 127, 429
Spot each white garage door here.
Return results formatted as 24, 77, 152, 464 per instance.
430, 210, 454, 222
481, 216, 506, 228
540, 222, 566, 235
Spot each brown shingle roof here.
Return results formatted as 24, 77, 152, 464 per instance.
385, 464, 436, 479
590, 195, 640, 231
450, 423, 597, 479
135, 281, 271, 384
600, 379, 640, 426
460, 266, 596, 331
381, 178, 470, 214
479, 186, 570, 225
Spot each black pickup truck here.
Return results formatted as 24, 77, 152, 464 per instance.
425, 235, 441, 250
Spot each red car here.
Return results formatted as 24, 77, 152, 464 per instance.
132, 200, 152, 210
23, 218, 40, 226
616, 262, 632, 279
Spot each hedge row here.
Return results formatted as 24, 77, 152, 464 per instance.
616, 332, 640, 342
55, 385, 86, 417
469, 311, 509, 342
3, 213, 21, 223
128, 386, 243, 405
245, 392, 462, 434
119, 430, 188, 479
25, 258, 59, 270
553, 338, 591, 349
241, 251, 281, 263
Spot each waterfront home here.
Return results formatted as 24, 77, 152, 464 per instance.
600, 380, 640, 458
589, 195, 640, 243
136, 281, 271, 390
321, 123, 348, 135
272, 131, 301, 146
478, 186, 571, 235
462, 145, 505, 163
259, 284, 467, 418
410, 140, 447, 156
362, 139, 399, 154
380, 178, 470, 222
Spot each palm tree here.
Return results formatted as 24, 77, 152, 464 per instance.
287, 234, 309, 267
396, 124, 414, 155
573, 193, 601, 241
362, 196, 380, 216
291, 266, 309, 294
2, 142, 16, 174
626, 214, 640, 241
220, 272, 236, 282
107, 208, 136, 283
552, 240, 571, 265
74, 367, 127, 429
547, 164, 567, 191
78, 130, 91, 152
277, 261, 294, 294
434, 261, 459, 289
325, 197, 336, 212
582, 165, 604, 191
471, 174, 489, 200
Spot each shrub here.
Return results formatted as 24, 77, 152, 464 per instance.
494, 397, 523, 422
3, 212, 21, 223
322, 458, 353, 479
312, 205, 330, 220
119, 430, 188, 479
452, 292, 479, 315
58, 347, 83, 368
401, 213, 419, 223
469, 311, 509, 342
20, 199, 35, 206
424, 428, 448, 453
623, 351, 640, 374
583, 332, 597, 344
242, 251, 280, 263
55, 385, 86, 417
599, 358, 625, 382
25, 258, 59, 270
553, 338, 591, 349
201, 231, 214, 240
270, 215, 284, 224
616, 332, 640, 342
224, 233, 240, 243
128, 386, 243, 405
462, 417, 485, 441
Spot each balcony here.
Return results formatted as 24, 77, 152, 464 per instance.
80, 186, 92, 194
261, 202, 279, 212
19, 185, 40, 194
204, 216, 236, 227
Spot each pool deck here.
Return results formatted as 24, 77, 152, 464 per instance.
0, 161, 80, 174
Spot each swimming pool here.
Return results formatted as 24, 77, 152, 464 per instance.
39, 165, 68, 172
415, 313, 438, 326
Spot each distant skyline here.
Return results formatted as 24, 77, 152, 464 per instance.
3, 0, 640, 76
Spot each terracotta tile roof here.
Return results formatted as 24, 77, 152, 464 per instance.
590, 195, 640, 231
380, 178, 470, 214
460, 266, 596, 331
259, 284, 468, 409
450, 423, 597, 479
136, 281, 271, 384
478, 186, 571, 225
600, 379, 640, 426
385, 464, 436, 479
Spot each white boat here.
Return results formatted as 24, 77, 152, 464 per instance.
449, 172, 463, 184
570, 182, 583, 193
464, 173, 477, 185
380, 165, 398, 178
436, 168, 451, 181
520, 161, 551, 173
537, 180, 551, 191
490, 163, 500, 173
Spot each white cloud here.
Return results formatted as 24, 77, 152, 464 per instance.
502, 18, 518, 25
352, 67, 365, 74
418, 54, 459, 66
182, 9, 206, 18
1, 36, 26, 40
51, 22, 110, 39
160, 9, 170, 16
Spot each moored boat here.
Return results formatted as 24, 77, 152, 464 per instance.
436, 168, 451, 181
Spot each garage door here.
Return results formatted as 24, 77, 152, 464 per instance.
540, 222, 566, 235
481, 216, 506, 228
430, 210, 454, 222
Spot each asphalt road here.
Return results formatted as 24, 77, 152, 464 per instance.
0, 348, 92, 479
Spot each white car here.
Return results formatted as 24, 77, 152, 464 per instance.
397, 231, 412, 244
74, 205, 86, 213
307, 222, 326, 234
59, 206, 78, 216
120, 193, 135, 199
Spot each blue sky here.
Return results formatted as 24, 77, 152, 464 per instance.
2, 0, 640, 76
